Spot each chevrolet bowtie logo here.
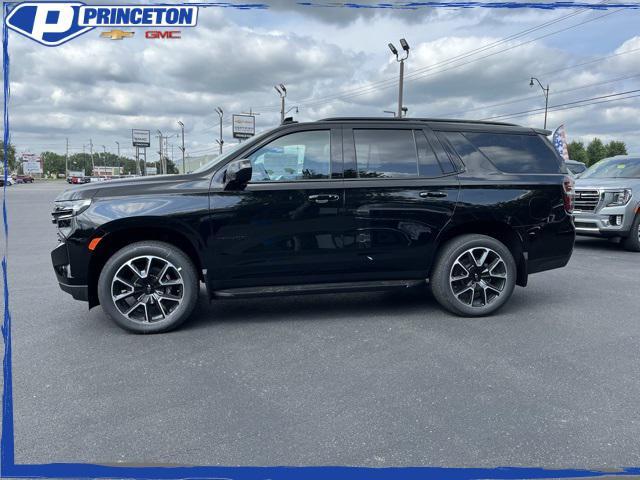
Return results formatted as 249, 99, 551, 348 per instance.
100, 30, 134, 40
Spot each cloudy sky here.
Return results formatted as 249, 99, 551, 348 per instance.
5, 0, 640, 163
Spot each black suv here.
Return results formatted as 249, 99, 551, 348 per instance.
51, 118, 575, 333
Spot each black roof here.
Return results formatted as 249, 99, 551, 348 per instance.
320, 117, 519, 127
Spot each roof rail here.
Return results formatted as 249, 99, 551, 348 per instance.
319, 117, 519, 127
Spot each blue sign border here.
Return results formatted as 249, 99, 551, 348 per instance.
3, 1, 640, 478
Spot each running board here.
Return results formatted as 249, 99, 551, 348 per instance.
213, 279, 426, 298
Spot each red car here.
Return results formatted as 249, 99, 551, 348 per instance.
14, 175, 34, 183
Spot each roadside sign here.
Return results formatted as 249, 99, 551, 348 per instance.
132, 129, 151, 147
232, 114, 255, 139
20, 153, 43, 174
146, 166, 158, 175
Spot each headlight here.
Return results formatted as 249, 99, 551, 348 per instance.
606, 189, 632, 207
52, 199, 92, 225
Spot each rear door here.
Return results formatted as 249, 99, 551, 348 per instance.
341, 123, 460, 280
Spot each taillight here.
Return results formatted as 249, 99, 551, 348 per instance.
562, 175, 574, 214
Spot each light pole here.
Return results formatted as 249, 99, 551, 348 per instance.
274, 84, 287, 124
177, 120, 185, 174
285, 105, 298, 116
529, 76, 550, 129
215, 107, 224, 155
389, 38, 410, 118
383, 110, 396, 117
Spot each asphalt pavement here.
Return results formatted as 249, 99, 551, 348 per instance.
3, 181, 640, 467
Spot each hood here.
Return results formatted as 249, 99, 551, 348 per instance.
54, 174, 199, 202
575, 177, 640, 190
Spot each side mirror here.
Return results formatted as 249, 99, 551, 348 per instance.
224, 159, 252, 190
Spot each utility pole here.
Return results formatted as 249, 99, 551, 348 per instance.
157, 130, 163, 174
115, 141, 120, 175
529, 76, 550, 129
274, 84, 286, 123
89, 139, 95, 176
389, 39, 410, 118
178, 120, 185, 174
65, 137, 69, 179
215, 107, 224, 155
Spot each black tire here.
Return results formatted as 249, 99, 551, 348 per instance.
622, 214, 640, 252
97, 241, 199, 333
430, 234, 517, 317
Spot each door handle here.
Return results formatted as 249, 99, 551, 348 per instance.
308, 194, 340, 204
420, 191, 448, 198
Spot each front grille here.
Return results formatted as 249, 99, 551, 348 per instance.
51, 205, 73, 228
574, 189, 600, 212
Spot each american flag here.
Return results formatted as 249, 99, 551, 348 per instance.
552, 124, 569, 161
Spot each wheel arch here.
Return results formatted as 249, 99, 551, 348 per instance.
87, 218, 206, 308
434, 220, 528, 287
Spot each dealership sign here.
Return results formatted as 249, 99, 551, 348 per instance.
132, 129, 151, 147
232, 115, 256, 139
20, 153, 43, 174
5, 2, 198, 46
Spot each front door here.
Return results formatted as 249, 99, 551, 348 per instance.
341, 124, 460, 280
209, 127, 350, 289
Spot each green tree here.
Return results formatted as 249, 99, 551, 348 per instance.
0, 141, 16, 171
567, 141, 588, 164
586, 138, 607, 167
605, 140, 627, 158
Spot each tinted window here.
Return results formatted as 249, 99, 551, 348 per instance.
437, 131, 487, 169
354, 129, 418, 178
249, 130, 330, 182
463, 132, 561, 174
415, 130, 444, 177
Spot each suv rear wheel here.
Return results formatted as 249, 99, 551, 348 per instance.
97, 241, 199, 333
430, 234, 516, 316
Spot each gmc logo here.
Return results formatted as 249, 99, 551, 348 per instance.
145, 30, 181, 39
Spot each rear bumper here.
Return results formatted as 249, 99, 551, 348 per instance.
51, 242, 88, 302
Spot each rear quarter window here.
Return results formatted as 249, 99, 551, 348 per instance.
462, 132, 561, 174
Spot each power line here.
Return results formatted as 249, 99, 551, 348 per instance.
260, 1, 612, 110
293, 8, 623, 109
445, 72, 640, 117
481, 89, 640, 121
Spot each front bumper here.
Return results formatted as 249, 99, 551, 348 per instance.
573, 205, 633, 238
51, 242, 88, 302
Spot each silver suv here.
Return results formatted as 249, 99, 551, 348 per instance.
574, 155, 640, 251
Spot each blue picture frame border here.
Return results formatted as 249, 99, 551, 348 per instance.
3, 1, 640, 478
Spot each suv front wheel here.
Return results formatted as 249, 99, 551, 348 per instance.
430, 234, 517, 317
97, 241, 199, 333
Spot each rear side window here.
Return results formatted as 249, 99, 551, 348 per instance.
463, 132, 561, 174
352, 129, 447, 178
354, 129, 418, 178
415, 130, 445, 177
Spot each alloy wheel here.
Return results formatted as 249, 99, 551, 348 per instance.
449, 247, 508, 308
111, 255, 184, 323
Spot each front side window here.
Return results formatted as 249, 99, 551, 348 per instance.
354, 129, 419, 178
249, 130, 331, 182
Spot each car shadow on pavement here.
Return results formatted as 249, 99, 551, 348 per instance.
574, 236, 628, 253
182, 284, 442, 330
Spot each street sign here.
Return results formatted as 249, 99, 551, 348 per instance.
232, 114, 255, 139
132, 129, 151, 147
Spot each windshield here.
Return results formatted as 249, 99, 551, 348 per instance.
192, 129, 273, 173
581, 157, 640, 179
